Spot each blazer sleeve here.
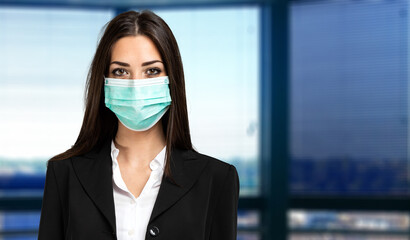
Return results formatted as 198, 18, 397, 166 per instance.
38, 160, 64, 240
209, 165, 240, 240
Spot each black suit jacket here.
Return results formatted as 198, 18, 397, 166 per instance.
38, 140, 239, 240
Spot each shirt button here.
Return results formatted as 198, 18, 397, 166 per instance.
130, 200, 135, 205
148, 226, 160, 237
128, 229, 134, 236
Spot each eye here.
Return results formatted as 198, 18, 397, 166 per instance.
111, 68, 129, 77
146, 67, 162, 76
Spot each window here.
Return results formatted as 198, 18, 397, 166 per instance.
154, 7, 261, 196
289, 0, 410, 238
290, 0, 409, 196
0, 7, 113, 238
289, 210, 410, 240
0, 7, 113, 162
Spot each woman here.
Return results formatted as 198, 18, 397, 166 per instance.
38, 10, 239, 240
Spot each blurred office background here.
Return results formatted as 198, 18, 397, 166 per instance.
0, 0, 409, 239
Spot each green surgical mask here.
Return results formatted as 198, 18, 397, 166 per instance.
104, 76, 171, 131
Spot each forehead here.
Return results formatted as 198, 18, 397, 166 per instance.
110, 35, 162, 63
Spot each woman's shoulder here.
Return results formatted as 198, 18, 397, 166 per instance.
185, 149, 240, 197
47, 155, 72, 165
46, 157, 74, 174
193, 150, 233, 167
46, 140, 111, 170
185, 149, 238, 180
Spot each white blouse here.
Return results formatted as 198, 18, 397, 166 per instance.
110, 141, 166, 240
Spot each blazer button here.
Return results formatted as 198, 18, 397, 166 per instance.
148, 226, 160, 237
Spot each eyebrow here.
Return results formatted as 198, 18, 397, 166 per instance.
110, 61, 130, 67
110, 60, 163, 67
142, 60, 163, 66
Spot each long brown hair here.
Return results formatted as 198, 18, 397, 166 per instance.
50, 10, 193, 179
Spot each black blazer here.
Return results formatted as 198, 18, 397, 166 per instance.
38, 140, 240, 240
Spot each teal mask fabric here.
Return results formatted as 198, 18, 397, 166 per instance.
104, 76, 172, 131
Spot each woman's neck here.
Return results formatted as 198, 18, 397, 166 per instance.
114, 121, 166, 168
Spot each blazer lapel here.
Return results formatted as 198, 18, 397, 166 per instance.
71, 140, 117, 232
148, 148, 209, 224
70, 140, 209, 232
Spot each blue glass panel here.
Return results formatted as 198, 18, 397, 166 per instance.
290, 210, 410, 240
290, 0, 410, 195
2, 211, 40, 231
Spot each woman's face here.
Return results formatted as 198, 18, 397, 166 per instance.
108, 35, 167, 79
